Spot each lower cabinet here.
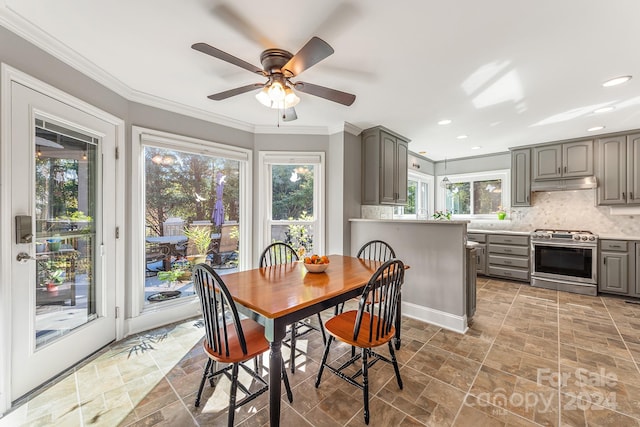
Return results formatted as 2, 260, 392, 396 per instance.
467, 233, 486, 275
487, 234, 530, 282
599, 240, 636, 296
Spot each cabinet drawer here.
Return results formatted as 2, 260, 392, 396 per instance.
488, 234, 529, 246
601, 240, 628, 251
488, 266, 529, 281
488, 244, 529, 257
488, 254, 529, 269
468, 233, 486, 243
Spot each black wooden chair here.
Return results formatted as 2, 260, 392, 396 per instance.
259, 242, 327, 373
192, 263, 293, 426
356, 239, 396, 262
315, 259, 405, 425
336, 240, 397, 314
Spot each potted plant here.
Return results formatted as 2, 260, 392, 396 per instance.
157, 265, 187, 288
496, 207, 507, 220
183, 225, 212, 265
45, 269, 65, 294
432, 210, 452, 220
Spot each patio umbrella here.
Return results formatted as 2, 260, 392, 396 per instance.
212, 172, 226, 227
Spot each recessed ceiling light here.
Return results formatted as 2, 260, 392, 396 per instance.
471, 146, 481, 150
438, 119, 452, 125
602, 76, 632, 87
587, 126, 605, 132
457, 135, 468, 139
593, 106, 615, 114
418, 151, 427, 155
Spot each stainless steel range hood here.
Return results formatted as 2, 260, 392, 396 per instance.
531, 176, 597, 192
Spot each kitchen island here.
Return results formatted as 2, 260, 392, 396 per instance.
350, 219, 472, 333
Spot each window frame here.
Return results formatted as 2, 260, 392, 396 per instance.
436, 169, 510, 220
258, 151, 325, 263
130, 126, 252, 320
394, 170, 434, 219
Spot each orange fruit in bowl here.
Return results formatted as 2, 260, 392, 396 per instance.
320, 255, 330, 264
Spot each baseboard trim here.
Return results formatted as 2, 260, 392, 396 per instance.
401, 302, 468, 334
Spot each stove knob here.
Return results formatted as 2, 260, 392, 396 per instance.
573, 235, 580, 241
582, 236, 588, 241
589, 236, 595, 241
545, 235, 551, 239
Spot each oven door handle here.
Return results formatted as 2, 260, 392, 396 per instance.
531, 241, 597, 249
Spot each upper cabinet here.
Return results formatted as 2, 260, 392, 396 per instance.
597, 133, 640, 205
362, 126, 409, 205
532, 140, 593, 180
511, 148, 531, 206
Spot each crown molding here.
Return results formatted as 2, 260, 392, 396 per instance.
0, 6, 345, 137
254, 124, 329, 135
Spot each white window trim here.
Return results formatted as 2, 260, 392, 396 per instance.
436, 169, 510, 220
394, 171, 434, 219
129, 126, 252, 333
258, 151, 325, 264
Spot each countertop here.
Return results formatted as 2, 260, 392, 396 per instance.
468, 229, 531, 236
598, 234, 640, 241
469, 229, 640, 241
350, 218, 470, 225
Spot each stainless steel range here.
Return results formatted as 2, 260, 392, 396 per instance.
530, 229, 598, 296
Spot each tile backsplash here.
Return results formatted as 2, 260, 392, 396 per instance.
362, 190, 640, 237
469, 190, 640, 236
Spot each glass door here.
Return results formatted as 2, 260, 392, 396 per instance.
10, 82, 117, 400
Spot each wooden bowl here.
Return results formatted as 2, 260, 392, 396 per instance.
303, 262, 328, 273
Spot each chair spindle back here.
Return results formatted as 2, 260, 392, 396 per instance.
353, 259, 405, 343
192, 263, 247, 357
259, 242, 299, 267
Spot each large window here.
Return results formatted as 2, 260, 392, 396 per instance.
394, 171, 434, 219
437, 170, 510, 219
259, 152, 324, 258
132, 127, 251, 314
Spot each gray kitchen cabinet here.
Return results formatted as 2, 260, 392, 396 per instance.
599, 240, 631, 294
362, 126, 409, 205
532, 140, 593, 180
467, 233, 486, 275
487, 234, 530, 282
511, 148, 531, 206
597, 133, 640, 205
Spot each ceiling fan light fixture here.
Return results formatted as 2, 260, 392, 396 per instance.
284, 87, 300, 108
255, 87, 272, 107
268, 81, 285, 102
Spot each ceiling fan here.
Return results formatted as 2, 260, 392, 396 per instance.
192, 37, 356, 121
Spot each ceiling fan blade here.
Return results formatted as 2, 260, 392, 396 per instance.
212, 4, 276, 49
282, 107, 297, 122
282, 37, 334, 77
192, 42, 264, 75
207, 83, 263, 100
294, 82, 356, 106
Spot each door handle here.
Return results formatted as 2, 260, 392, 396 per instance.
16, 252, 35, 263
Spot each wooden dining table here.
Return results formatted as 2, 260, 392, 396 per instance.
220, 254, 388, 426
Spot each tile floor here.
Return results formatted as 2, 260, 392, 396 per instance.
3, 277, 640, 426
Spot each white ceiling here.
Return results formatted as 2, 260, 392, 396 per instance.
2, 0, 640, 160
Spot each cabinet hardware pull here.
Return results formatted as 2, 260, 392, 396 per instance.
557, 167, 561, 174
611, 245, 620, 248
632, 192, 634, 200
564, 166, 567, 173
623, 192, 626, 200
526, 194, 529, 203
